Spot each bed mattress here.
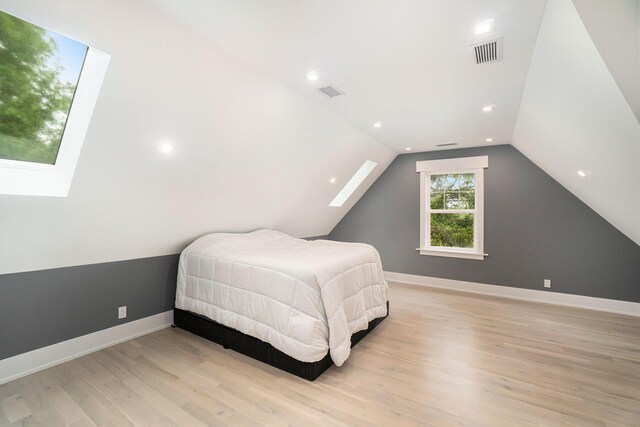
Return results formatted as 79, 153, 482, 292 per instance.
175, 229, 388, 366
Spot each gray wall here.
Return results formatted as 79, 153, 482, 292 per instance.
0, 255, 178, 360
0, 234, 331, 361
329, 145, 640, 303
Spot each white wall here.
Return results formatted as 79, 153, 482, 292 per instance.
513, 0, 640, 245
0, 0, 395, 274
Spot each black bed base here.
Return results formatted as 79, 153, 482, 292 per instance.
173, 302, 389, 381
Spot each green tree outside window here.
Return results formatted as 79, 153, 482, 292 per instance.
0, 11, 86, 164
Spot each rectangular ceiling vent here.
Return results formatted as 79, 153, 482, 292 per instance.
436, 143, 458, 148
472, 37, 503, 64
318, 85, 345, 98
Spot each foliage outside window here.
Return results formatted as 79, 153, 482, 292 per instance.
0, 10, 87, 165
429, 173, 475, 248
416, 156, 488, 260
0, 10, 109, 197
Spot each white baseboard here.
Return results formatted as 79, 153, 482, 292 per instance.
385, 271, 640, 317
0, 310, 173, 385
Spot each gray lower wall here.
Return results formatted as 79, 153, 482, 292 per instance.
0, 255, 179, 361
329, 145, 640, 303
0, 234, 330, 361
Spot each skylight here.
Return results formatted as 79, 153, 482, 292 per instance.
329, 160, 377, 207
0, 10, 109, 197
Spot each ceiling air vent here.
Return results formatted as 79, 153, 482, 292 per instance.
472, 37, 503, 64
318, 85, 345, 98
436, 143, 458, 148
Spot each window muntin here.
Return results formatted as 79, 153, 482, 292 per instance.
416, 156, 487, 260
0, 11, 88, 165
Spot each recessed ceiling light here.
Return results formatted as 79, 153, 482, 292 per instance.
306, 71, 319, 81
158, 141, 174, 154
329, 177, 336, 184
482, 105, 494, 112
475, 19, 495, 35
577, 170, 591, 178
373, 122, 382, 128
485, 137, 494, 142
405, 147, 412, 151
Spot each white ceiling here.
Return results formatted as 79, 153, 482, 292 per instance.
150, 0, 640, 245
571, 0, 640, 122
149, 0, 549, 153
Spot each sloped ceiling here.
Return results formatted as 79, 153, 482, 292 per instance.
512, 0, 640, 245
150, 0, 640, 244
0, 0, 395, 274
149, 0, 548, 153
571, 0, 640, 122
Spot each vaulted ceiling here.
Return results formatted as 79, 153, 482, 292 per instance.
0, 0, 637, 275
151, 0, 640, 245
513, 0, 640, 245
149, 0, 549, 153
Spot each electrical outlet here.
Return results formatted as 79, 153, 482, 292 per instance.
544, 279, 551, 289
118, 306, 127, 319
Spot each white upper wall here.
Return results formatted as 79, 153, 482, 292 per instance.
0, 0, 395, 274
513, 0, 640, 245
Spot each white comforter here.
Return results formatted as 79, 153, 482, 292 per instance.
175, 229, 388, 366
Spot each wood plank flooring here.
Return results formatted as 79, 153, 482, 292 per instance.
1, 283, 640, 426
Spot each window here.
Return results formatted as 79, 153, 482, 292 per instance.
329, 160, 377, 207
416, 156, 488, 260
0, 10, 109, 196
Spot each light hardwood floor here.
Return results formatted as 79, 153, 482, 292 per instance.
1, 283, 640, 426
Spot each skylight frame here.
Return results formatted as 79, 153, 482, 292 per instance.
329, 160, 377, 207
0, 42, 110, 196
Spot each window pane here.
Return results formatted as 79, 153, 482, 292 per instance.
430, 192, 444, 209
0, 11, 87, 164
430, 174, 449, 191
444, 192, 456, 209
460, 173, 475, 191
430, 213, 474, 248
445, 174, 460, 190
445, 191, 475, 209
460, 191, 475, 209
444, 192, 460, 209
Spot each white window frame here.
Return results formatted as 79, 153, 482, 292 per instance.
416, 156, 488, 260
0, 47, 110, 197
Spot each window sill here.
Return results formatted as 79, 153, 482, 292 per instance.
416, 248, 487, 260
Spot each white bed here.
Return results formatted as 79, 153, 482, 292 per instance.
175, 229, 388, 366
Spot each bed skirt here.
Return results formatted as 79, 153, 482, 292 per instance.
173, 301, 389, 381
